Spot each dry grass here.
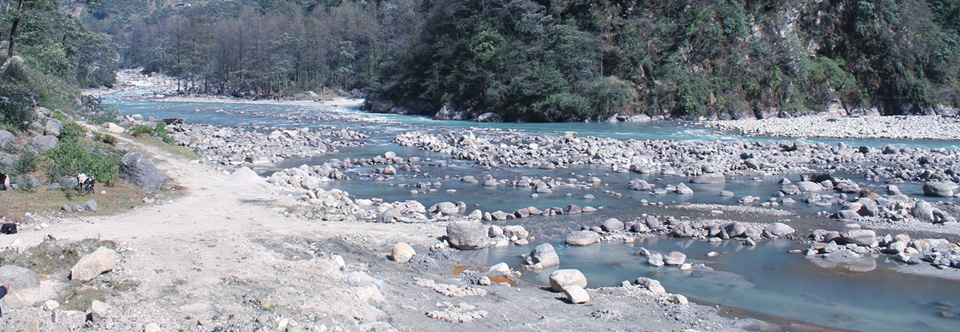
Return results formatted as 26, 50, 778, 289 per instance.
0, 181, 184, 221
127, 135, 198, 161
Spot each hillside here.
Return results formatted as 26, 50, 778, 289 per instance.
86, 0, 960, 121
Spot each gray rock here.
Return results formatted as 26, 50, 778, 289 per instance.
565, 204, 582, 214
0, 130, 14, 147
726, 222, 747, 237
524, 243, 560, 269
446, 221, 488, 250
635, 277, 666, 295
627, 179, 653, 191
763, 222, 795, 237
795, 181, 824, 192
648, 253, 665, 267
565, 231, 600, 246
461, 176, 478, 184
119, 152, 168, 191
675, 183, 694, 195
70, 247, 118, 282
44, 118, 62, 137
663, 251, 687, 265
379, 208, 401, 223
843, 229, 877, 246
913, 201, 936, 222
564, 285, 590, 304
476, 112, 503, 123
549, 269, 587, 292
690, 174, 725, 184
923, 182, 956, 198
0, 265, 40, 290
430, 202, 460, 216
831, 210, 861, 220
391, 243, 415, 263
601, 218, 625, 232
31, 135, 58, 151
82, 200, 98, 212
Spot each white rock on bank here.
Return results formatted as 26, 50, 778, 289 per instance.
70, 247, 118, 282
391, 243, 416, 263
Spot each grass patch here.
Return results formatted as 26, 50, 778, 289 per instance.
0, 239, 116, 278
61, 286, 106, 311
128, 134, 198, 161
0, 181, 148, 220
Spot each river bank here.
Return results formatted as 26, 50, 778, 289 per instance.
704, 114, 960, 141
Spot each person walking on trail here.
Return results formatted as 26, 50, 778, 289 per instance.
0, 283, 10, 316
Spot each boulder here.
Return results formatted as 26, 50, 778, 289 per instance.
0, 130, 13, 147
635, 277, 666, 295
119, 152, 168, 191
565, 231, 600, 246
675, 183, 694, 195
391, 243, 415, 263
44, 118, 62, 137
663, 251, 687, 265
912, 201, 936, 223
923, 182, 956, 198
70, 247, 118, 282
627, 179, 653, 191
105, 122, 125, 134
427, 202, 460, 216
523, 243, 559, 269
446, 221, 487, 250
549, 269, 587, 292
82, 200, 98, 213
31, 135, 58, 151
601, 218, 625, 232
0, 265, 40, 308
476, 112, 503, 123
564, 285, 590, 304
763, 223, 795, 238
795, 181, 824, 192
433, 105, 467, 120
843, 229, 877, 246
690, 174, 725, 184
648, 253, 665, 267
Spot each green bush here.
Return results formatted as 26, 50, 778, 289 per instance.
87, 105, 120, 125
45, 141, 121, 186
128, 125, 154, 137
102, 134, 117, 146
15, 151, 39, 175
0, 85, 35, 131
154, 122, 174, 144
59, 122, 86, 143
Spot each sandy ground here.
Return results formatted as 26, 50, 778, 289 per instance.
0, 123, 762, 331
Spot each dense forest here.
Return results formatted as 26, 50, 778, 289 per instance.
0, 0, 118, 118
77, 0, 960, 121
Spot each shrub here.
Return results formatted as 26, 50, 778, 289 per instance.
102, 134, 117, 145
15, 151, 39, 175
45, 141, 121, 186
87, 105, 120, 125
128, 125, 154, 137
59, 122, 86, 143
154, 122, 174, 144
0, 85, 35, 131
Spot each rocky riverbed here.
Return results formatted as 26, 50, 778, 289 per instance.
5, 87, 960, 331
704, 114, 960, 140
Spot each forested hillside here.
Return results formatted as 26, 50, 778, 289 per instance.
89, 0, 960, 121
0, 0, 118, 115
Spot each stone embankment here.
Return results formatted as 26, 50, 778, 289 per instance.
169, 123, 367, 169
395, 130, 960, 190
704, 114, 960, 140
